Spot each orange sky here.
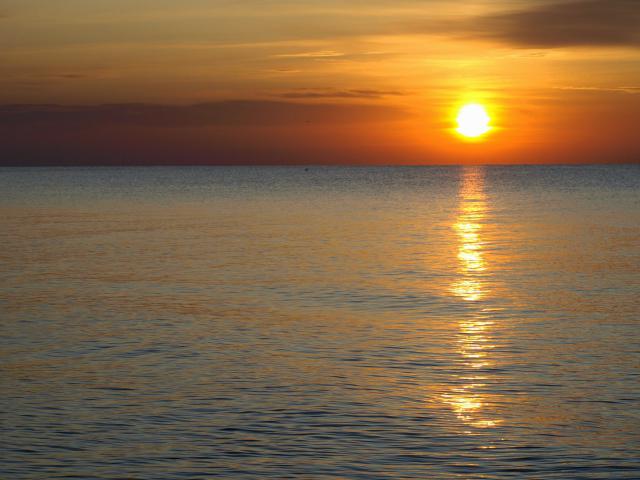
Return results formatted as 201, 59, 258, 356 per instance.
1, 0, 639, 164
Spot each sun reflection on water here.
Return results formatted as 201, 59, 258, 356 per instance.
444, 167, 502, 429
451, 168, 487, 301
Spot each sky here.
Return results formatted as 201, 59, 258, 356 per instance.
1, 0, 639, 165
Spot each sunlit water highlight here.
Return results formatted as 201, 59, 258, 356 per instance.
1, 165, 639, 478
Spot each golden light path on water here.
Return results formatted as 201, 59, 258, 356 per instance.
444, 167, 501, 430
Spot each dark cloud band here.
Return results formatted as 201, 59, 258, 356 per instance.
466, 0, 640, 48
0, 100, 406, 128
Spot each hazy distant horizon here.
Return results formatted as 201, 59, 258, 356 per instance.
2, 159, 639, 167
2, 100, 638, 165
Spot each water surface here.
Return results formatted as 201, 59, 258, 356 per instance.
1, 165, 639, 478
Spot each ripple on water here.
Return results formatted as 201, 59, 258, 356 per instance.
1, 166, 640, 478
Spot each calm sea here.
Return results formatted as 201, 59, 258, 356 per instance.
1, 165, 639, 479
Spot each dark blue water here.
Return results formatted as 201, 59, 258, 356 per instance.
1, 165, 639, 478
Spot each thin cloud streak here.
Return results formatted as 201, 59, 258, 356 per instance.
278, 89, 405, 99
554, 85, 640, 94
273, 50, 345, 58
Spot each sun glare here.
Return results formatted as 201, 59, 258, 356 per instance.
456, 104, 491, 139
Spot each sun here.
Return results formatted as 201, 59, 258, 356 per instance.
456, 104, 491, 139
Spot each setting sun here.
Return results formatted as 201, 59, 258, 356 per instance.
456, 104, 491, 139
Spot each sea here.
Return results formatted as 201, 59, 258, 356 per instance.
1, 165, 639, 479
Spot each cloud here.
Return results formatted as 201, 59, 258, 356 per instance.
0, 100, 407, 128
53, 73, 88, 79
278, 89, 405, 99
272, 50, 345, 59
266, 68, 303, 74
463, 0, 640, 48
554, 85, 640, 94
0, 100, 412, 166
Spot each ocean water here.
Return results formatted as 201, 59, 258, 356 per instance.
1, 165, 639, 479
